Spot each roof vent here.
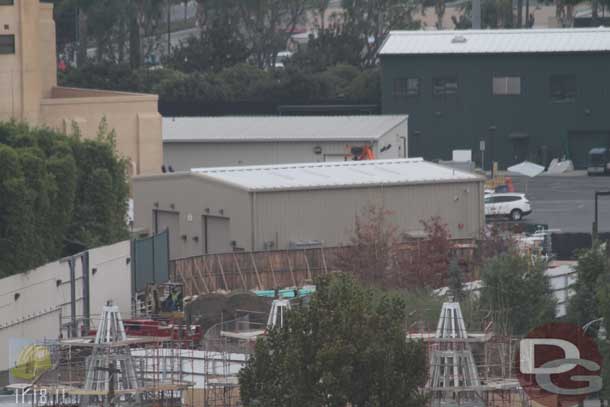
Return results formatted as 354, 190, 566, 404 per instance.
451, 35, 467, 44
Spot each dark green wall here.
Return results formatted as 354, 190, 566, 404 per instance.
381, 52, 610, 169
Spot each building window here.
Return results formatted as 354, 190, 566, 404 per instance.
493, 76, 522, 95
433, 77, 458, 96
393, 78, 420, 97
0, 0, 14, 4
0, 35, 15, 54
550, 74, 576, 103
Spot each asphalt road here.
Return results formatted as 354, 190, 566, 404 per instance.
496, 174, 610, 233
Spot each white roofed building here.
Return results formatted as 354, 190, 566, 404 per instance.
162, 115, 408, 170
133, 158, 484, 258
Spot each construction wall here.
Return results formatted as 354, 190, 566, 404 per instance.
0, 240, 132, 374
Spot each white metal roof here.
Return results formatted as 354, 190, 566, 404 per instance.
191, 158, 482, 192
379, 28, 610, 55
163, 115, 408, 143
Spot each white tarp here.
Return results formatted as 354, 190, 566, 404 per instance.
547, 159, 574, 174
508, 161, 545, 178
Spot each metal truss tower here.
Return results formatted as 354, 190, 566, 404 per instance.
428, 302, 482, 406
80, 302, 141, 407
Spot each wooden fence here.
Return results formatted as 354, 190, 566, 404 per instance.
171, 240, 477, 296
172, 247, 347, 296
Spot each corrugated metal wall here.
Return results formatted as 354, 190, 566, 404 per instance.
163, 137, 404, 171
133, 174, 252, 259
252, 181, 483, 250
134, 174, 483, 258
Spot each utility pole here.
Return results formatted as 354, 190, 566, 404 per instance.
592, 191, 610, 244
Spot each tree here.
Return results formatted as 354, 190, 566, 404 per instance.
554, 0, 580, 27
311, 0, 332, 30
336, 205, 400, 286
234, 0, 309, 69
0, 120, 129, 277
69, 118, 130, 247
480, 254, 556, 336
169, 0, 250, 73
453, 0, 514, 28
567, 244, 609, 327
238, 274, 428, 407
435, 0, 447, 29
402, 216, 453, 289
341, 0, 421, 67
596, 245, 610, 404
165, 27, 249, 73
288, 25, 363, 71
59, 0, 166, 67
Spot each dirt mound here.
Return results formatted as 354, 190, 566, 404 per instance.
186, 292, 272, 331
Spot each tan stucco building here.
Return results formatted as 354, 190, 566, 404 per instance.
0, 0, 162, 175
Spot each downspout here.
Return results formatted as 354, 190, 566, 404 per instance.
69, 259, 76, 337
81, 252, 90, 334
250, 192, 256, 251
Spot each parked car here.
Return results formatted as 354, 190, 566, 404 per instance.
587, 147, 610, 176
484, 193, 532, 221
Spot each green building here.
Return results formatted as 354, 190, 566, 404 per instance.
380, 28, 610, 169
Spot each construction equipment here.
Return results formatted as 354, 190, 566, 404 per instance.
90, 283, 202, 346
348, 144, 375, 161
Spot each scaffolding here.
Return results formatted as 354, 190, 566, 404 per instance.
31, 303, 193, 407
410, 301, 525, 407
196, 314, 261, 407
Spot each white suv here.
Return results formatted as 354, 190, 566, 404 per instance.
484, 193, 532, 221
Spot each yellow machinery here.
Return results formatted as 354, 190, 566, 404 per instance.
10, 344, 52, 381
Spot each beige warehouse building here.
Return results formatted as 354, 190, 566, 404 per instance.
133, 158, 484, 259
0, 0, 162, 175
163, 115, 409, 170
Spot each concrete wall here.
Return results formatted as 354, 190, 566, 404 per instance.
0, 241, 132, 372
133, 174, 252, 259
163, 122, 407, 171
133, 174, 483, 258
41, 87, 163, 175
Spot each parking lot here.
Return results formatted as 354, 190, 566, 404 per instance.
493, 174, 610, 233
